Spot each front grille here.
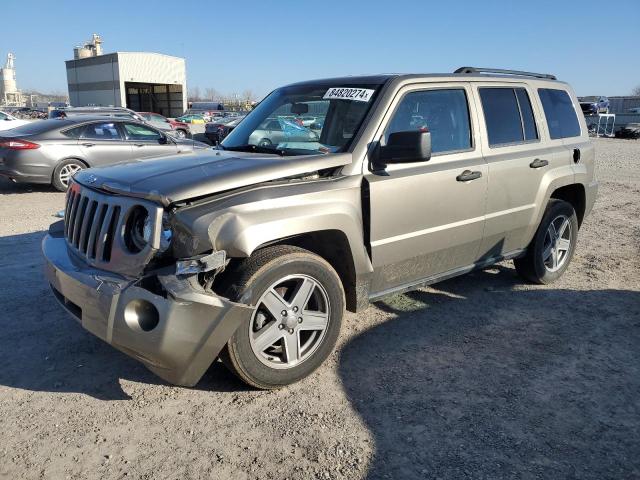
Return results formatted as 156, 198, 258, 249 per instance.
65, 187, 122, 262
63, 181, 162, 275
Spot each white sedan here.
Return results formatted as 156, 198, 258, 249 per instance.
0, 111, 30, 131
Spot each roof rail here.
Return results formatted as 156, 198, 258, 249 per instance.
454, 67, 557, 81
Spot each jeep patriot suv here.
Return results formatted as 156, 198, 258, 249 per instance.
43, 67, 597, 389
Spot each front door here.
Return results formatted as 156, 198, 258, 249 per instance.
366, 83, 488, 295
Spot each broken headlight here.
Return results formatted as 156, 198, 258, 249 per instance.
126, 208, 173, 254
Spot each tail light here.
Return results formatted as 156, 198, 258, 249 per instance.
0, 139, 40, 150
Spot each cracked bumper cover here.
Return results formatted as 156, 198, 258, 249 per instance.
42, 222, 254, 387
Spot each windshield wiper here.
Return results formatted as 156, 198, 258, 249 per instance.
220, 144, 285, 156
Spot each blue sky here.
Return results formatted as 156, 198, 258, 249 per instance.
2, 0, 639, 98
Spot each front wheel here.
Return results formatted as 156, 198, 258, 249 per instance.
175, 129, 187, 138
52, 159, 85, 192
221, 245, 344, 389
514, 199, 579, 284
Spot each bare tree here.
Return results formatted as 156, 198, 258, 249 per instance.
242, 89, 256, 103
189, 86, 202, 102
204, 87, 219, 101
632, 85, 640, 96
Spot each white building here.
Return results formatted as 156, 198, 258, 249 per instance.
65, 51, 187, 117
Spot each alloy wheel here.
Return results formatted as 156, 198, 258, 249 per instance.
249, 274, 330, 369
543, 214, 572, 272
59, 163, 83, 188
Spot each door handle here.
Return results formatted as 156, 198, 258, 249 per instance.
133, 144, 145, 147
573, 148, 581, 163
529, 158, 549, 169
81, 143, 94, 147
456, 170, 482, 182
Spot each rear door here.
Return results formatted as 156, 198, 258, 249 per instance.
473, 83, 570, 257
77, 121, 134, 167
120, 122, 178, 159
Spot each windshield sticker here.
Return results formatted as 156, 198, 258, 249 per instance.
323, 87, 375, 102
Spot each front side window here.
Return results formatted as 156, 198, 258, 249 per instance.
538, 88, 581, 139
122, 123, 162, 141
81, 122, 122, 140
384, 89, 472, 155
0, 112, 7, 120
480, 87, 539, 146
222, 83, 384, 156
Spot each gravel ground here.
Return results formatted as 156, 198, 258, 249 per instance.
0, 138, 638, 480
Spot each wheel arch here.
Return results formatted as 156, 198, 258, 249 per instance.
251, 230, 360, 313
550, 183, 586, 226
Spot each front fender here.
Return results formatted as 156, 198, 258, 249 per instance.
173, 176, 373, 276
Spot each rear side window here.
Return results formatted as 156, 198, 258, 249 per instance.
479, 87, 538, 146
62, 126, 84, 139
385, 89, 472, 155
538, 88, 581, 139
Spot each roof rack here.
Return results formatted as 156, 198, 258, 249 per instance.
454, 67, 557, 81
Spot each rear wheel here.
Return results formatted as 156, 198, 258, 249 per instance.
514, 199, 579, 284
258, 138, 272, 147
52, 159, 85, 192
221, 245, 344, 389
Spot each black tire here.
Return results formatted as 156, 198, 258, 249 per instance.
220, 245, 345, 389
175, 129, 187, 138
258, 138, 272, 147
52, 159, 86, 192
514, 199, 579, 284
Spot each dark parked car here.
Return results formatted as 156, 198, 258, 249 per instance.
579, 96, 609, 115
0, 117, 209, 191
204, 116, 245, 144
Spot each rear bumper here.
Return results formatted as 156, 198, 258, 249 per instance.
0, 165, 52, 184
42, 222, 254, 386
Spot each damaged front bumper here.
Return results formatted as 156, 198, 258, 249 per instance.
42, 221, 254, 387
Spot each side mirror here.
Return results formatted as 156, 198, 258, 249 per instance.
378, 130, 432, 164
158, 135, 168, 145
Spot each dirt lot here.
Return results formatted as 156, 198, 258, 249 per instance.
0, 138, 639, 480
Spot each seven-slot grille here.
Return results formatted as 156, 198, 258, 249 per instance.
64, 185, 121, 263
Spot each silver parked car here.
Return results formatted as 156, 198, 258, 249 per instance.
43, 67, 597, 389
0, 117, 209, 191
248, 118, 319, 147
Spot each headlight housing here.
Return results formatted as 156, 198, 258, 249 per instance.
125, 207, 173, 254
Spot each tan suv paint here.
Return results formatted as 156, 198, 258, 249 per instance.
42, 70, 598, 387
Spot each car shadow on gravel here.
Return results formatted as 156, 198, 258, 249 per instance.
0, 177, 59, 195
339, 267, 640, 479
0, 231, 247, 401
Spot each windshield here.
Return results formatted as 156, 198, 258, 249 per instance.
221, 83, 382, 155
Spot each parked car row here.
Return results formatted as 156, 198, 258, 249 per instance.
49, 106, 193, 139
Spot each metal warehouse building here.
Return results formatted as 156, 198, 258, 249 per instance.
65, 51, 186, 117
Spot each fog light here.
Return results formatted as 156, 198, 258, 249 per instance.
124, 299, 159, 332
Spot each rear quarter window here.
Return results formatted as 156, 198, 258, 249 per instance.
538, 88, 581, 139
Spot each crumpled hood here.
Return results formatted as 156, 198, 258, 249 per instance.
74, 149, 352, 206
